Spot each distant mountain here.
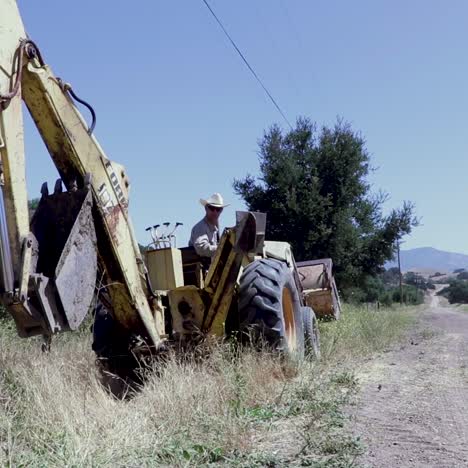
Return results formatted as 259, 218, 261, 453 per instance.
386, 247, 468, 274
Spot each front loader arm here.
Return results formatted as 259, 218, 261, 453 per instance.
0, 0, 162, 345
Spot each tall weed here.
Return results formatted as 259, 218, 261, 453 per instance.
0, 304, 414, 466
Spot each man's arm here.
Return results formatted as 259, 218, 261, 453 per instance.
190, 222, 217, 258
192, 233, 217, 257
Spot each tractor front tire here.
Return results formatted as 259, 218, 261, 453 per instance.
238, 258, 304, 359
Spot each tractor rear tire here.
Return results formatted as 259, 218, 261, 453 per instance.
301, 306, 320, 359
238, 258, 304, 359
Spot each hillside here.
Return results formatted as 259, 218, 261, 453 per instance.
386, 247, 468, 273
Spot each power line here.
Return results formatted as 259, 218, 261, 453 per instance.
201, 0, 292, 129
254, 2, 303, 106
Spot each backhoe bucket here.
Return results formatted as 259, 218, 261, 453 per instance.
30, 185, 97, 333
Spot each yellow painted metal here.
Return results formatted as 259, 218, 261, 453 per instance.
203, 231, 228, 291
263, 241, 293, 266
168, 286, 205, 339
18, 235, 35, 303
0, 0, 163, 345
282, 287, 297, 352
20, 64, 162, 344
145, 248, 184, 290
207, 280, 236, 337
0, 1, 265, 348
203, 229, 244, 336
167, 228, 246, 339
0, 0, 30, 280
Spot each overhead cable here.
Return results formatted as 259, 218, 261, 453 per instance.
201, 0, 292, 129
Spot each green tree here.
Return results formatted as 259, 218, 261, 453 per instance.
381, 267, 401, 287
404, 272, 427, 290
234, 118, 418, 289
28, 198, 40, 211
28, 198, 40, 221
392, 285, 424, 305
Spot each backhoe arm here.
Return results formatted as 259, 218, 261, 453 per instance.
0, 0, 162, 345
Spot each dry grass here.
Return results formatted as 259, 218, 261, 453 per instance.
0, 305, 414, 467
453, 304, 468, 313
320, 304, 415, 363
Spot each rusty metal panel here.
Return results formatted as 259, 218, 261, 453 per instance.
297, 263, 329, 290
304, 290, 334, 318
298, 258, 341, 320
28, 188, 97, 332
54, 191, 97, 330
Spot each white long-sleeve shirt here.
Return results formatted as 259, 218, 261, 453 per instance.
189, 218, 220, 257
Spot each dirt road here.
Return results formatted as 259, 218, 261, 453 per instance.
353, 294, 468, 467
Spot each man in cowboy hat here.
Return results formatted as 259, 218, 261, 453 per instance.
189, 193, 229, 258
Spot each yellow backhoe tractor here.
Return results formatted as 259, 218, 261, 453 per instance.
0, 0, 321, 386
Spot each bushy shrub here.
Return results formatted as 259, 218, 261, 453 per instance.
438, 280, 468, 304
341, 273, 424, 306
403, 272, 433, 291
391, 285, 424, 305
341, 287, 367, 304
379, 291, 394, 307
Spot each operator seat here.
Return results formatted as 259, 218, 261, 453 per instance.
179, 246, 211, 288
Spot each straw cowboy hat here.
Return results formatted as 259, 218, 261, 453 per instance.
199, 193, 230, 208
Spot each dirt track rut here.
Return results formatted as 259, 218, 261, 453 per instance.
353, 295, 468, 467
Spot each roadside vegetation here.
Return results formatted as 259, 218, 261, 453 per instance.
438, 279, 468, 304
234, 118, 418, 296
344, 268, 429, 307
7, 119, 421, 465
0, 304, 414, 467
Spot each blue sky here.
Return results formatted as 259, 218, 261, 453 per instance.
17, 0, 468, 253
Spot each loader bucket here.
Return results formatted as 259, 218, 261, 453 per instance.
30, 186, 97, 332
